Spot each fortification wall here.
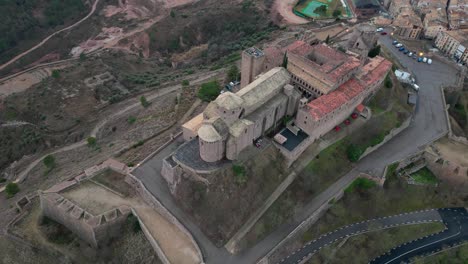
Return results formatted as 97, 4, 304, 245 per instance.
125, 173, 204, 263
39, 192, 131, 248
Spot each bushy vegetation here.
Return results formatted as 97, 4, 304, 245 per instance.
345, 177, 377, 193
43, 154, 56, 171
5, 182, 19, 198
226, 65, 240, 82
44, 0, 85, 26
87, 136, 97, 147
368, 45, 381, 58
384, 74, 393, 89
182, 80, 190, 86
51, 70, 60, 79
198, 80, 220, 101
127, 116, 137, 124
314, 5, 328, 16
140, 96, 150, 108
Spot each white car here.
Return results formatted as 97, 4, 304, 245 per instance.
395, 43, 403, 48
427, 59, 432, 64
413, 84, 420, 91
408, 52, 413, 57
376, 28, 384, 32
423, 57, 428, 63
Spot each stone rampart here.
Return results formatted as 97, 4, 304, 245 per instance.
39, 191, 131, 248
125, 173, 204, 263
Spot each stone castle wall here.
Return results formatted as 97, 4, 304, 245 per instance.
40, 192, 131, 248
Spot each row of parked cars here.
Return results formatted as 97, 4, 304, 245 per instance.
392, 40, 432, 64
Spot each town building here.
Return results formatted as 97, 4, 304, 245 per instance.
422, 9, 449, 39
392, 10, 423, 39
389, 0, 412, 16
434, 30, 468, 64
447, 0, 468, 29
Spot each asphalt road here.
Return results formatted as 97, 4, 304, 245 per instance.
370, 208, 468, 264
280, 209, 443, 264
132, 31, 460, 264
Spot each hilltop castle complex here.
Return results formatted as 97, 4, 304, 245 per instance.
163, 39, 391, 186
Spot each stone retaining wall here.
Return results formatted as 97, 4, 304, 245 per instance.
359, 116, 412, 160
125, 173, 204, 263
131, 208, 171, 264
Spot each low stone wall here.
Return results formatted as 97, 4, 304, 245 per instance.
39, 191, 131, 248
125, 173, 204, 263
131, 208, 171, 264
359, 116, 412, 160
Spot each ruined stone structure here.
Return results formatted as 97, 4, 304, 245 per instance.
40, 192, 131, 248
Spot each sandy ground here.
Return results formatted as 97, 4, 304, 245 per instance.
434, 138, 468, 167
272, 0, 309, 25
62, 181, 200, 264
314, 24, 347, 41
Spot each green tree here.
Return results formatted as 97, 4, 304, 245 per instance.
51, 70, 60, 79
333, 9, 342, 17
226, 65, 240, 82
325, 35, 330, 44
140, 96, 150, 108
79, 52, 86, 61
5, 182, 19, 198
87, 137, 97, 147
384, 75, 393, 89
347, 144, 363, 162
198, 80, 221, 101
368, 45, 381, 58
282, 52, 288, 68
314, 5, 327, 16
43, 155, 56, 170
170, 10, 175, 18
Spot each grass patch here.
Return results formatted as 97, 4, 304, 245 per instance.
345, 177, 377, 193
410, 167, 438, 185
233, 164, 248, 185
198, 80, 221, 101
305, 139, 353, 177
412, 242, 468, 263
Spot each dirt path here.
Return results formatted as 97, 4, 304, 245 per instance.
0, 70, 221, 193
434, 138, 468, 167
272, 0, 309, 25
0, 0, 100, 72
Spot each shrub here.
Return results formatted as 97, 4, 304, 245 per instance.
345, 177, 377, 193
128, 116, 137, 124
198, 80, 221, 101
232, 165, 248, 185
140, 96, 150, 108
170, 10, 175, 18
347, 144, 364, 162
132, 140, 145, 148
51, 70, 60, 79
43, 155, 56, 170
5, 182, 19, 198
79, 53, 86, 61
368, 45, 381, 58
333, 10, 341, 17
314, 5, 327, 16
182, 80, 190, 86
87, 137, 97, 147
226, 65, 240, 82
0, 178, 6, 183
384, 75, 393, 89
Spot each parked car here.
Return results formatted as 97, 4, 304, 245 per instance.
395, 43, 403, 48
344, 119, 351, 125
392, 40, 398, 45
351, 113, 359, 119
408, 52, 413, 57
427, 59, 433, 64
423, 57, 428, 63
412, 55, 417, 59
334, 126, 341, 132
403, 49, 409, 54
418, 57, 423, 62
413, 84, 420, 91
376, 27, 384, 32
381, 32, 387, 35
399, 47, 405, 51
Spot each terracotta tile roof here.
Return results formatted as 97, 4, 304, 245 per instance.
286, 40, 314, 56
356, 104, 365, 112
307, 56, 392, 121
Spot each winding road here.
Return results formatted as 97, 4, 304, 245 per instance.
279, 208, 468, 264
0, 0, 100, 71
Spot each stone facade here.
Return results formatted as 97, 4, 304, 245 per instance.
434, 30, 468, 64
240, 47, 266, 88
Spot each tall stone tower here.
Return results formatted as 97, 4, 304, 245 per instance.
240, 47, 265, 88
